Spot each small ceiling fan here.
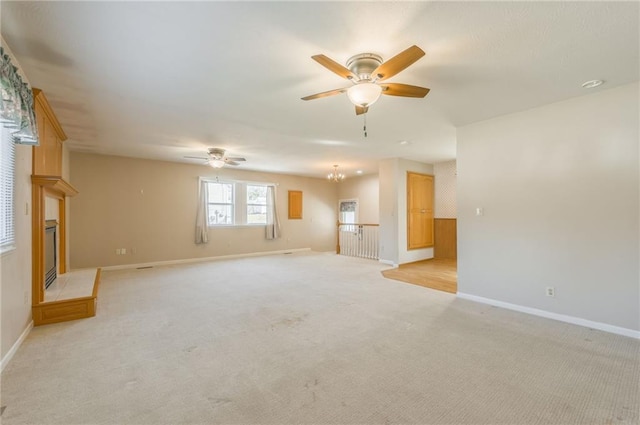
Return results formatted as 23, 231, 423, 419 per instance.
302, 45, 430, 115
184, 148, 246, 168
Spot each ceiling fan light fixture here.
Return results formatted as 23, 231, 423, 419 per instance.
347, 82, 382, 107
209, 159, 226, 168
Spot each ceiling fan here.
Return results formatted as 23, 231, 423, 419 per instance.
184, 148, 246, 168
302, 45, 430, 115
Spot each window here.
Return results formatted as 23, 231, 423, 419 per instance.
1, 124, 16, 252
339, 199, 359, 232
247, 185, 267, 224
339, 199, 358, 223
204, 180, 270, 226
207, 182, 234, 225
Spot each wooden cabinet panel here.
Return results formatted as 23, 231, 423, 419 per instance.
407, 172, 434, 249
32, 108, 47, 174
32, 89, 66, 176
434, 218, 457, 259
288, 190, 303, 219
44, 118, 57, 173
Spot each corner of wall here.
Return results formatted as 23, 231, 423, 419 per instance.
0, 40, 34, 363
1, 320, 33, 372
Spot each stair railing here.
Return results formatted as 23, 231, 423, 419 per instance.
336, 221, 379, 260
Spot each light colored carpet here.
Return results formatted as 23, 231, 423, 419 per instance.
1, 251, 638, 424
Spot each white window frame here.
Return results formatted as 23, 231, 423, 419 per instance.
1, 124, 16, 254
246, 184, 268, 225
206, 181, 235, 226
201, 178, 273, 227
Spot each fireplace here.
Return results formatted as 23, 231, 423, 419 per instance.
44, 221, 57, 289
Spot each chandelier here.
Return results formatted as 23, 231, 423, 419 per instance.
327, 165, 345, 182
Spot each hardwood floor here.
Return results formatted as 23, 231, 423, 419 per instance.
382, 258, 457, 293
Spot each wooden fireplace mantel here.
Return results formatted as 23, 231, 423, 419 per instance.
30, 89, 100, 326
31, 175, 79, 197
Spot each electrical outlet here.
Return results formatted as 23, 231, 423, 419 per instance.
546, 287, 555, 297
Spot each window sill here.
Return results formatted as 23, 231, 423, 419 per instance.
0, 244, 17, 257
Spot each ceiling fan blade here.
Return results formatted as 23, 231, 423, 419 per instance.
301, 88, 348, 101
355, 105, 368, 115
380, 83, 430, 98
226, 157, 246, 162
225, 160, 240, 166
372, 45, 425, 82
184, 156, 208, 160
311, 54, 357, 80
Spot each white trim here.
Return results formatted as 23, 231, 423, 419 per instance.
99, 248, 312, 271
378, 259, 398, 267
457, 292, 640, 340
1, 320, 33, 372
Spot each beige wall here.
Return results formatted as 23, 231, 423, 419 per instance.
378, 159, 398, 265
457, 82, 639, 331
397, 158, 435, 264
337, 174, 379, 224
1, 40, 33, 365
434, 160, 456, 219
45, 197, 59, 220
378, 158, 434, 266
69, 153, 339, 268
62, 143, 71, 272
1, 143, 33, 364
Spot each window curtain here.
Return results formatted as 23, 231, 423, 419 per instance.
0, 47, 38, 145
195, 180, 209, 244
265, 185, 281, 240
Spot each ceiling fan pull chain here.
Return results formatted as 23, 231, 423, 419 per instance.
363, 113, 367, 138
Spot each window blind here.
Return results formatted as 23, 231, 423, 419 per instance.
0, 124, 16, 251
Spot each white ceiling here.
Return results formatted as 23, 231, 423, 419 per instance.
2, 1, 638, 178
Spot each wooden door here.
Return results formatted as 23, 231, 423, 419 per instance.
407, 172, 434, 249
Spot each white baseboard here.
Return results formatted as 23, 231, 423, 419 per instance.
457, 292, 640, 340
378, 259, 398, 267
99, 248, 312, 271
1, 320, 33, 372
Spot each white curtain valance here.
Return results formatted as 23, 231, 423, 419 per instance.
340, 200, 357, 212
0, 47, 38, 145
